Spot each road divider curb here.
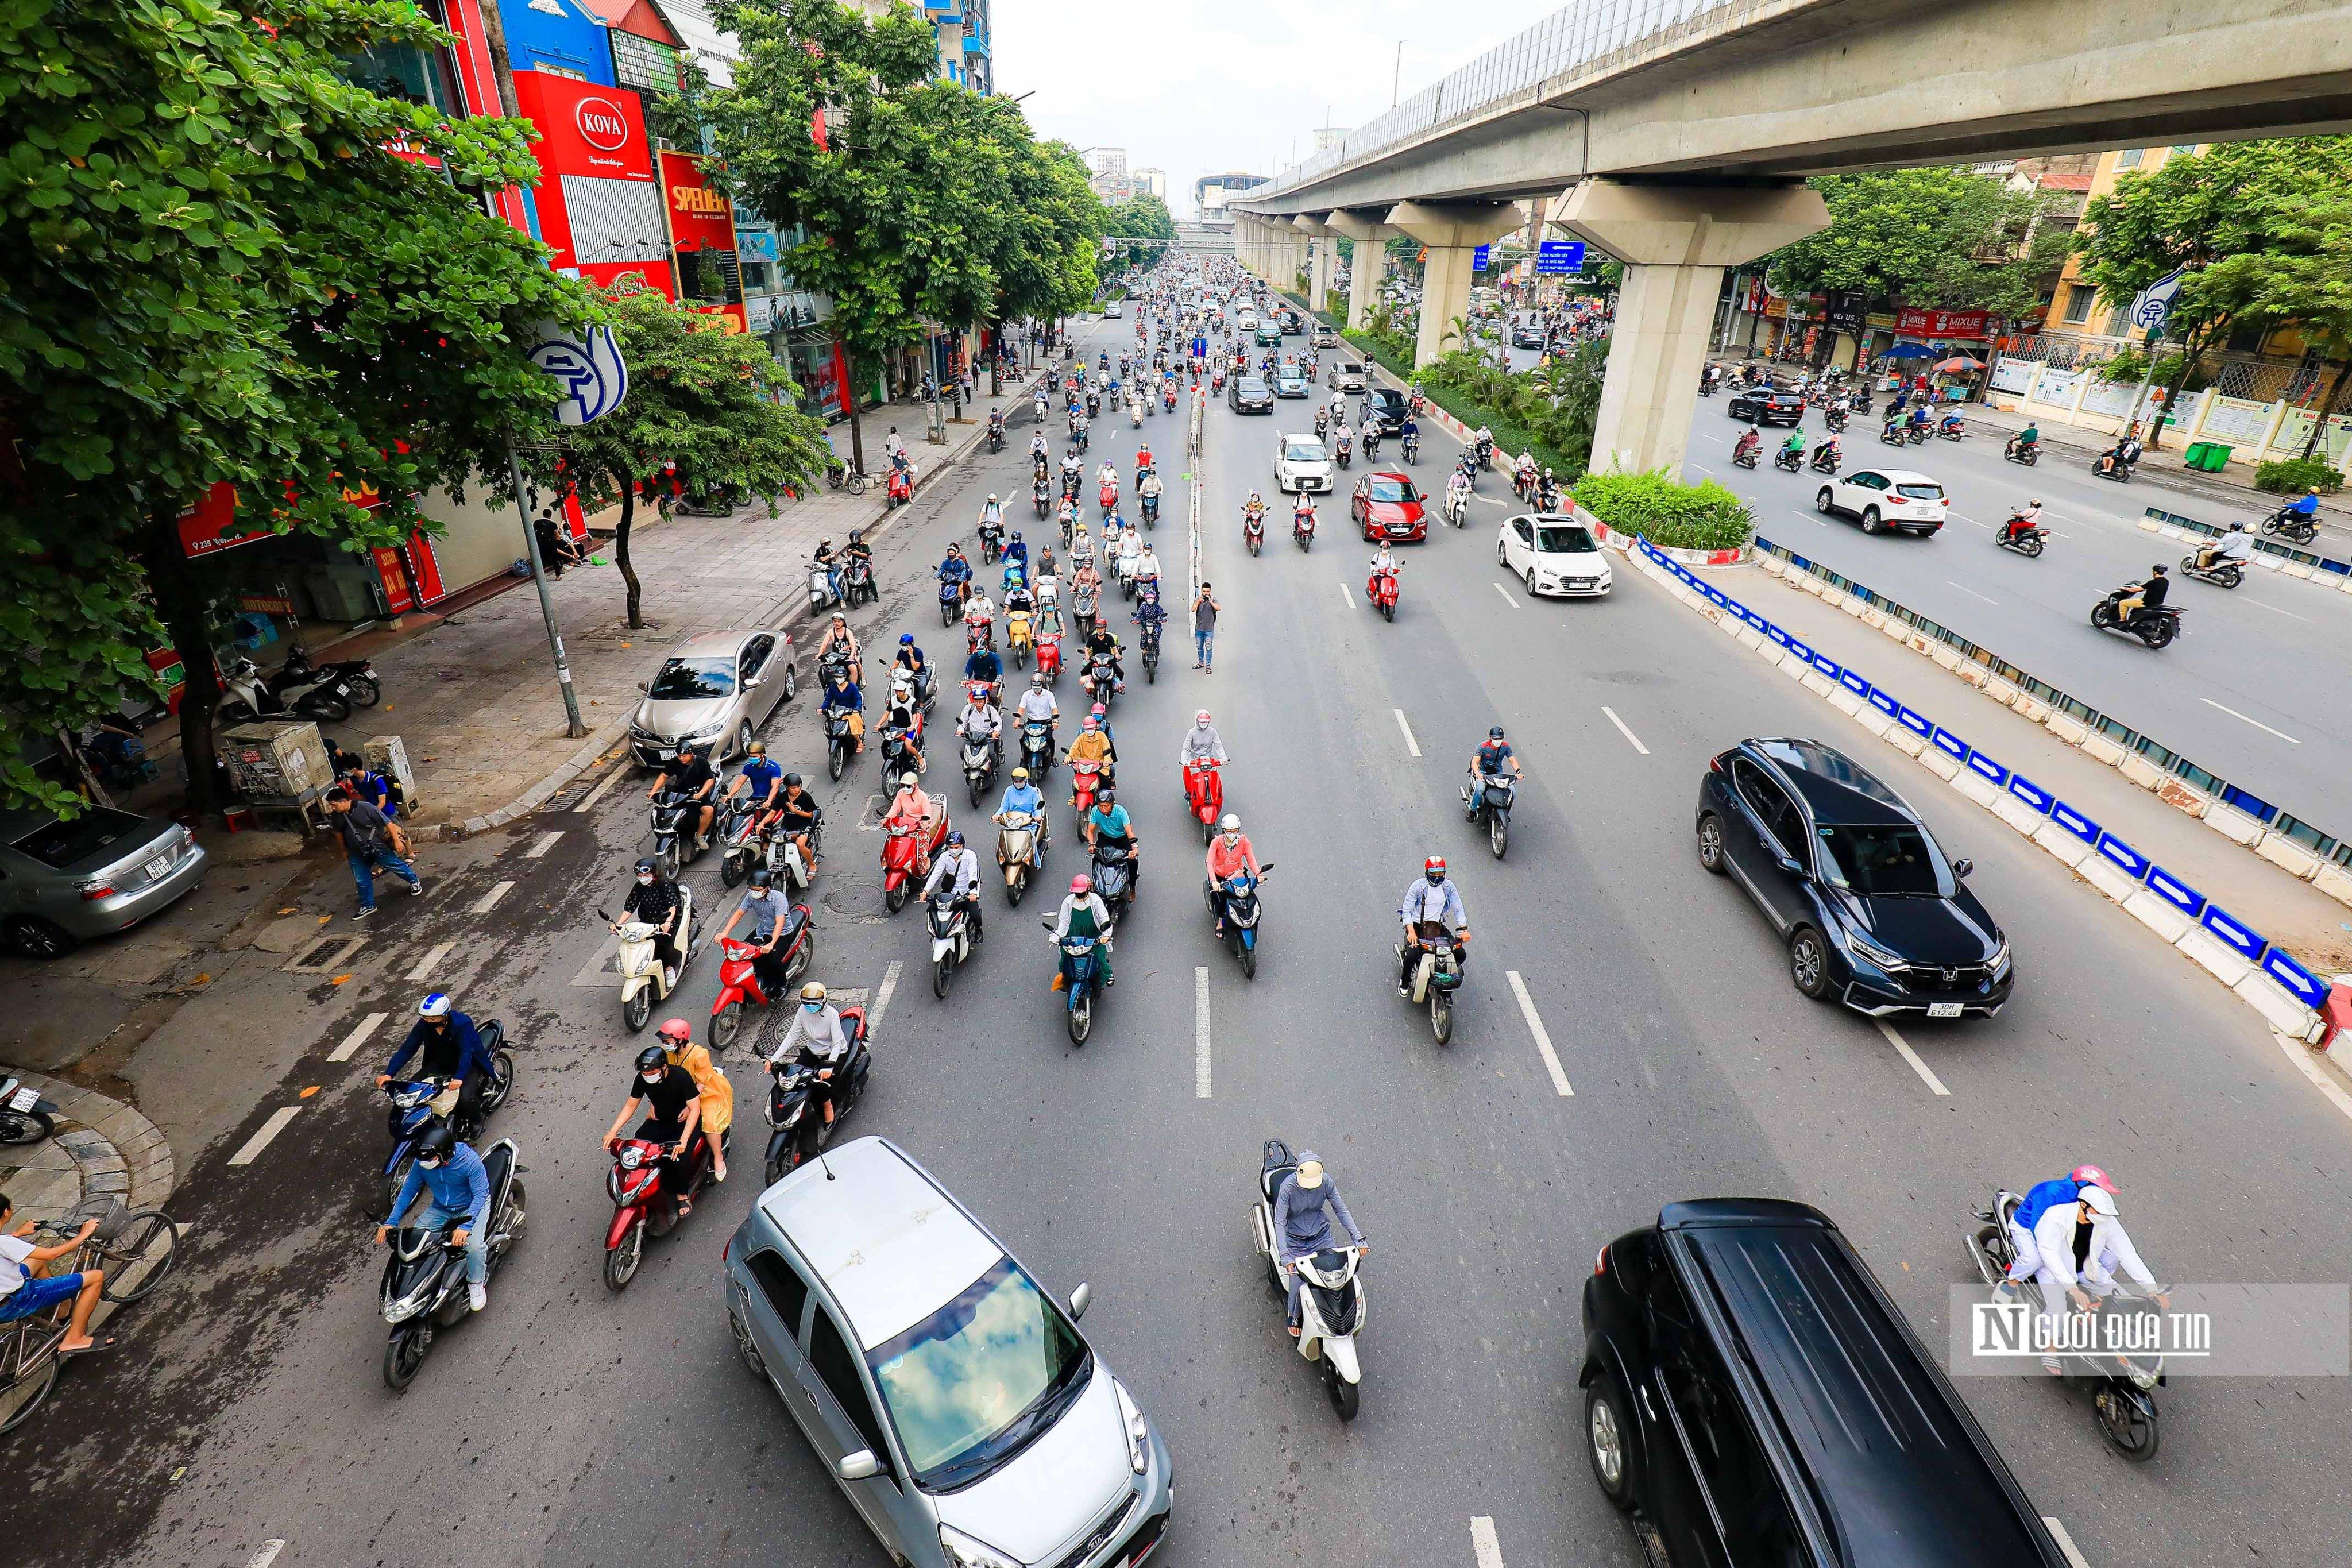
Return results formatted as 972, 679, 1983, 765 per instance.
2139, 505, 2352, 586
1623, 536, 2349, 1080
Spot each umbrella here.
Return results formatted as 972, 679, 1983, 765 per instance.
1934, 355, 1985, 373
1883, 342, 1936, 360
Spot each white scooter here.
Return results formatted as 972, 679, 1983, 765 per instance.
600, 887, 697, 1033
1249, 1140, 1367, 1421
807, 557, 843, 613
926, 889, 979, 998
220, 655, 353, 724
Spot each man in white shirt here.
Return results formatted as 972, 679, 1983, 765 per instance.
2026, 1184, 2167, 1373
0, 1194, 109, 1355
921, 830, 986, 939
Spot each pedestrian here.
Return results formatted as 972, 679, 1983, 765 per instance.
1192, 581, 1221, 673
327, 789, 422, 917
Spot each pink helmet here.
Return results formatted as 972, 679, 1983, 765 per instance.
1071, 874, 1094, 895
2069, 1164, 2118, 1194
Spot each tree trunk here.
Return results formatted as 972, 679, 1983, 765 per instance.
137, 503, 226, 818
613, 480, 644, 628
2150, 330, 2213, 452
55, 729, 113, 809
988, 323, 1001, 396
2302, 355, 2352, 459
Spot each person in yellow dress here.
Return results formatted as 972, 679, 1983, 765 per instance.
655, 1017, 732, 1185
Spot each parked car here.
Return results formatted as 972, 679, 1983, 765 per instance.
1362, 387, 1407, 435
1, 806, 207, 958
1330, 361, 1368, 393
724, 1138, 1173, 1568
1353, 472, 1427, 542
628, 627, 798, 767
1497, 513, 1613, 598
1274, 366, 1310, 399
1582, 1198, 2071, 1568
1695, 736, 2011, 1015
1311, 325, 1339, 348
1727, 389, 1807, 426
1102, 301, 1124, 319
1276, 434, 1334, 495
1228, 376, 1275, 414
1814, 468, 1949, 536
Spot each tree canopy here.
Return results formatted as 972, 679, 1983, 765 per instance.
1765, 168, 2067, 319
1106, 192, 1176, 269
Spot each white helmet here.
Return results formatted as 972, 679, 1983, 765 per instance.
901, 771, 921, 787
1220, 814, 1240, 833
2081, 1185, 2119, 1218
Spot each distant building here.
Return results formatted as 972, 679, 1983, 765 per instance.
1194, 172, 1269, 226
1313, 126, 1351, 153
844, 0, 992, 91
1133, 167, 1167, 200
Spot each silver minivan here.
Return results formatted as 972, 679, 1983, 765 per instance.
724, 1138, 1173, 1568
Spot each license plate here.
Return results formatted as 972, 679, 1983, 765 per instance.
9, 1087, 38, 1111
144, 852, 174, 882
1926, 1002, 1964, 1019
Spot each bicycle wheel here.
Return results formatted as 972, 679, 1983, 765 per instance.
99, 1210, 180, 1304
0, 1353, 60, 1435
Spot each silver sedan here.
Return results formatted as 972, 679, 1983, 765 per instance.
627, 627, 799, 767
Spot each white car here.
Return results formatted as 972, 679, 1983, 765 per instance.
1497, 513, 1613, 597
1276, 434, 1334, 495
1814, 468, 1948, 536
1103, 300, 1125, 319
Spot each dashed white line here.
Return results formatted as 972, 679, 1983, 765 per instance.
329, 1012, 388, 1064
2041, 1516, 2092, 1568
1506, 971, 1574, 1096
1195, 967, 1212, 1098
525, 831, 565, 858
2201, 698, 2301, 744
2241, 598, 2311, 623
1493, 582, 1521, 609
1787, 507, 1826, 527
1393, 708, 1422, 758
1690, 464, 1715, 476
1941, 579, 2000, 605
577, 766, 627, 812
870, 960, 903, 1038
1601, 705, 1649, 755
407, 941, 455, 982
1470, 1516, 1506, 1568
1339, 581, 1356, 609
228, 1106, 302, 1168
244, 1543, 289, 1568
1876, 1021, 1951, 1096
472, 880, 514, 916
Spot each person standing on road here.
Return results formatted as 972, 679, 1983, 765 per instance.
1192, 582, 1221, 673
327, 790, 421, 917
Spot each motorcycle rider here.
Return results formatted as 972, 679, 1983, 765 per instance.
1270, 1152, 1367, 1337
1367, 542, 1400, 603
963, 634, 1004, 700
1733, 426, 1763, 465
1003, 528, 1030, 580
1133, 583, 1168, 654
891, 631, 933, 710
1048, 872, 1116, 985
2195, 520, 2256, 573
813, 611, 859, 671
376, 1123, 493, 1312
2006, 421, 2041, 461
1536, 467, 1562, 512
976, 493, 1005, 557
603, 1044, 707, 1217
2001, 499, 2045, 546
2278, 485, 2323, 530
1204, 813, 1260, 938
650, 741, 719, 852
1016, 671, 1060, 758
883, 770, 940, 876
1065, 713, 1116, 796
1996, 1164, 2117, 1289
1779, 428, 1807, 465
716, 867, 797, 1013
1133, 540, 1163, 598
820, 665, 865, 755
2114, 563, 2170, 627
767, 981, 858, 1140
1138, 467, 1164, 520
1397, 855, 1470, 995
1444, 465, 1472, 521
962, 583, 997, 651
1293, 492, 1319, 539
812, 536, 845, 603
921, 829, 986, 943
1399, 410, 1420, 459
616, 855, 688, 989
379, 992, 497, 1132
957, 679, 1003, 766
1811, 434, 1842, 472
995, 766, 1051, 854
936, 544, 973, 616
1938, 405, 1965, 437
1029, 430, 1050, 467
769, 773, 820, 868
2023, 1182, 2168, 1373
723, 739, 785, 826
1470, 725, 1520, 793
2094, 432, 2145, 476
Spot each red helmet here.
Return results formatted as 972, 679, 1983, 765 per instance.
2069, 1164, 2117, 1194
1424, 855, 1447, 878
656, 1018, 692, 1044
1071, 874, 1094, 895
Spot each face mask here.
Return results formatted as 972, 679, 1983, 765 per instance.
636, 875, 654, 886
802, 1002, 824, 1014
418, 1160, 443, 1172
640, 1072, 663, 1087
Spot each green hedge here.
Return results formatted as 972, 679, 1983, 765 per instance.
2254, 455, 2345, 495
1571, 470, 1755, 553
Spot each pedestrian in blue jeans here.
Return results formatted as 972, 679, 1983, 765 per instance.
327, 791, 422, 917
1192, 582, 1221, 673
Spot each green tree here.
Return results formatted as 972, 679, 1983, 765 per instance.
2, 0, 594, 815
1106, 192, 1176, 269
986, 128, 1103, 384
1766, 168, 2063, 325
2075, 138, 2352, 445
555, 288, 831, 628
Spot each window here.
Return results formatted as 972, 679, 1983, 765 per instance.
1366, 477, 1419, 504
809, 1308, 895, 1477
648, 656, 735, 700
2170, 144, 2200, 156
1893, 482, 1945, 500
2226, 321, 2269, 355
2061, 285, 2095, 325
745, 1249, 809, 1338
612, 31, 684, 96
739, 261, 774, 295
739, 635, 773, 681
343, 0, 461, 111
8, 810, 148, 870
1731, 760, 1804, 861
1532, 523, 1596, 553
1813, 823, 1949, 897
2115, 148, 2144, 169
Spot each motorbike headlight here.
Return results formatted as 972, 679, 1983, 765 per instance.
939, 1524, 1023, 1568
1114, 1378, 1151, 1474
619, 1146, 643, 1170
2130, 1366, 2161, 1391
1848, 929, 1905, 973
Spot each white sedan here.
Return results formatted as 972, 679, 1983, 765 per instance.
1814, 467, 1948, 536
1276, 434, 1334, 495
1498, 513, 1613, 597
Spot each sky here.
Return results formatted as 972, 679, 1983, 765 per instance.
991, 0, 1574, 222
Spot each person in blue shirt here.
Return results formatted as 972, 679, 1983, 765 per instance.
820, 669, 865, 755
379, 992, 497, 1133
375, 1125, 493, 1311
2286, 486, 2322, 520
1083, 785, 1135, 871
724, 739, 785, 816
964, 640, 1003, 699
893, 632, 933, 708
2000, 1164, 2117, 1285
1003, 535, 1030, 583
936, 545, 972, 615
994, 766, 1049, 853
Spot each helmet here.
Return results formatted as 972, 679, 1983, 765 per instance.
1011, 530, 1024, 540
1488, 725, 1505, 740
1082, 716, 1098, 731
418, 992, 453, 1019
632, 856, 656, 877
1011, 767, 1030, 781
414, 1124, 458, 1163
2080, 1185, 2119, 1218
947, 829, 965, 846
848, 528, 863, 543
1031, 671, 1045, 686
1095, 787, 1115, 805
800, 980, 828, 1003
987, 492, 998, 501
901, 632, 915, 645
657, 1018, 692, 1044
748, 868, 774, 890
1071, 874, 1094, 894
2228, 521, 2245, 532
1424, 855, 1447, 881
1091, 702, 1107, 717
1220, 813, 1240, 833
1195, 709, 1211, 725
747, 740, 766, 756
783, 772, 803, 787
2069, 1164, 2118, 1194
2030, 497, 2042, 507
901, 771, 921, 787
634, 1045, 669, 1075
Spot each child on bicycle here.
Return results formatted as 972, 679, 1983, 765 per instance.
0, 1193, 110, 1357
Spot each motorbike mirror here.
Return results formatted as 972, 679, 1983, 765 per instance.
596, 908, 612, 923
1953, 858, 1975, 879
636, 681, 650, 694
836, 1450, 883, 1481
1068, 1282, 1091, 1321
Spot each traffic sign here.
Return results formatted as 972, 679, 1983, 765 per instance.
1535, 240, 1586, 275
1472, 244, 1491, 271
527, 320, 629, 426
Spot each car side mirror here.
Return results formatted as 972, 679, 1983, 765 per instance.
636, 681, 650, 694
1953, 858, 1974, 879
837, 1450, 883, 1481
1068, 1282, 1092, 1321
744, 679, 763, 690
1776, 854, 1803, 876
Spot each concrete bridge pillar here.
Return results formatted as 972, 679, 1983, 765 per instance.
1555, 179, 1829, 479
1293, 216, 1336, 310
1325, 211, 1397, 332
1233, 215, 1259, 277
1385, 202, 1525, 369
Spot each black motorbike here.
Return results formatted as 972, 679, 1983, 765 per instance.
1033, 483, 1052, 520
764, 1024, 871, 1183
2091, 585, 2182, 648
277, 645, 383, 709
824, 709, 859, 782
379, 1136, 524, 1389
1463, 772, 1516, 859
2003, 438, 2041, 466
1090, 836, 1138, 910
2260, 505, 2320, 546
1995, 523, 2048, 558
2091, 454, 2137, 484
1809, 447, 1841, 476
650, 790, 710, 879
1019, 717, 1055, 779
843, 555, 877, 608
1824, 408, 1848, 434
1773, 446, 1804, 472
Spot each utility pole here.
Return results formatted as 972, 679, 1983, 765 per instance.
507, 445, 585, 739
1392, 41, 1404, 107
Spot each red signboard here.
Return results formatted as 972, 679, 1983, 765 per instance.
515, 71, 652, 184
1894, 307, 1992, 340
178, 481, 269, 558
373, 547, 416, 616
659, 149, 737, 256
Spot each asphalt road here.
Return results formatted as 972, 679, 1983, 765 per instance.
12, 305, 2352, 1568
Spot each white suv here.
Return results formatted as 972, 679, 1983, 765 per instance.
1814, 468, 1948, 536
1276, 434, 1334, 494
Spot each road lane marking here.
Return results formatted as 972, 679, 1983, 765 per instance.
2201, 698, 2301, 744
1941, 579, 2000, 605
1601, 706, 1649, 755
329, 1013, 388, 1064
1393, 708, 1421, 757
870, 960, 903, 1038
1506, 971, 1574, 1096
525, 831, 564, 858
407, 941, 454, 982
1472, 493, 1506, 506
577, 766, 627, 812
1470, 1516, 1505, 1568
2241, 597, 2312, 623
1195, 967, 1212, 1098
1876, 1021, 1951, 1095
472, 880, 514, 916
1787, 508, 1825, 528
1493, 582, 1521, 609
1949, 512, 1989, 530
1691, 464, 1715, 476
245, 1543, 289, 1568
228, 1107, 301, 1167
1339, 581, 1355, 609
2041, 1517, 2092, 1568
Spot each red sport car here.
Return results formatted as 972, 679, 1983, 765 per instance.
1353, 472, 1428, 542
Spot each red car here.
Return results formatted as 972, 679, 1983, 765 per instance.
1353, 471, 1427, 542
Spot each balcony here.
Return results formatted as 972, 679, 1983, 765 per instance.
960, 29, 989, 57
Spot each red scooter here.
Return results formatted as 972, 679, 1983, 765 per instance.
1098, 479, 1119, 514
886, 467, 913, 508
1184, 758, 1225, 844
708, 905, 814, 1051
1245, 505, 1265, 555
603, 1129, 717, 1291
1070, 757, 1106, 823
1368, 565, 1401, 621
881, 805, 948, 914
1035, 629, 1063, 685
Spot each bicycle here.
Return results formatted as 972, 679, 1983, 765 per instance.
1, 1197, 180, 1434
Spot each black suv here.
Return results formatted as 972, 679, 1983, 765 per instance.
1696, 737, 2011, 1017
1582, 1199, 2071, 1568
1362, 387, 1408, 435
1728, 389, 1807, 426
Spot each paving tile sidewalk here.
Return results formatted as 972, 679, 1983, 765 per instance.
0, 1071, 176, 1224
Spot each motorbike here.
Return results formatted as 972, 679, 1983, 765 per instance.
2091, 585, 2183, 649
1368, 566, 1401, 622
960, 716, 1000, 807
878, 716, 924, 791
1208, 864, 1270, 979
1399, 925, 1465, 1044
938, 577, 966, 627
1035, 630, 1063, 686
1937, 419, 1967, 441
1293, 508, 1316, 552
1401, 431, 1420, 464
603, 888, 698, 1033
928, 890, 981, 998
824, 709, 859, 782
880, 807, 948, 914
2092, 455, 2138, 484
1184, 758, 1225, 844
1099, 480, 1120, 515
1698, 376, 1717, 399
987, 422, 1005, 454
808, 558, 843, 613
1139, 618, 1161, 684
978, 524, 1004, 566
997, 808, 1045, 905
1513, 466, 1539, 503
1163, 384, 1178, 412
708, 907, 815, 1051
885, 468, 913, 507
649, 789, 711, 879
1463, 771, 1516, 859
1081, 653, 1121, 714
2003, 438, 2041, 466
369, 1029, 516, 1221
1773, 446, 1804, 472
1476, 437, 1496, 471
1731, 441, 1761, 470
762, 1011, 870, 1181
1090, 837, 1137, 912
842, 555, 877, 609
1033, 483, 1053, 520
1141, 491, 1160, 527
1019, 717, 1056, 781
722, 806, 818, 894
1245, 505, 1266, 555
1248, 1139, 1365, 1420
1335, 434, 1353, 470
0, 1075, 60, 1146
2180, 550, 2245, 589
1069, 756, 1106, 824
1006, 608, 1034, 668
1113, 550, 1139, 600
2261, 505, 2320, 546
277, 644, 382, 709
1995, 522, 2049, 558
601, 1123, 721, 1292
379, 1136, 523, 1389
1824, 408, 1848, 434
1967, 1189, 2164, 1460
1809, 446, 1841, 476
221, 655, 351, 724
1044, 920, 1109, 1045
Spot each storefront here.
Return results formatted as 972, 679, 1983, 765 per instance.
512, 69, 672, 299
659, 149, 747, 331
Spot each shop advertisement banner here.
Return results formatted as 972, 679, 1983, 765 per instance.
659, 149, 737, 255
1824, 290, 1867, 336
177, 481, 268, 559
1895, 307, 1992, 339
516, 72, 652, 183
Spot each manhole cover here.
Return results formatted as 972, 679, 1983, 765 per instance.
821, 882, 888, 921
286, 934, 369, 972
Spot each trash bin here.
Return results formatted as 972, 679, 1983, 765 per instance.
2196, 443, 2233, 472
2183, 441, 2214, 468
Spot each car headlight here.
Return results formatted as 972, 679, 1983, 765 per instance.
1848, 929, 1906, 972
1114, 1378, 1150, 1474
685, 720, 731, 744
939, 1524, 1024, 1568
1989, 938, 2011, 979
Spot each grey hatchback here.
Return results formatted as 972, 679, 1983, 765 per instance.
725, 1138, 1173, 1568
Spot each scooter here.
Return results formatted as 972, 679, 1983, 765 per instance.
1773, 446, 1805, 472
1035, 631, 1063, 687
1996, 519, 2048, 558
277, 645, 383, 708
842, 555, 877, 608
1033, 484, 1053, 520
368, 1031, 517, 1221
1245, 505, 1266, 555
1937, 418, 1967, 441
2091, 585, 2183, 648
2260, 505, 2320, 546
808, 558, 844, 614
220, 656, 351, 724
2180, 550, 2245, 589
1045, 921, 1109, 1045
2092, 455, 2138, 484
1090, 836, 1137, 912
997, 808, 1045, 905
1141, 491, 1160, 527
601, 1125, 722, 1292
1249, 1139, 1366, 1420
379, 1136, 523, 1389
2003, 438, 2041, 466
1139, 619, 1161, 684
1967, 1189, 2165, 1461
708, 907, 815, 1051
1368, 566, 1401, 622
762, 1010, 870, 1181
1399, 925, 1465, 1044
602, 886, 698, 1033
824, 709, 859, 782
1293, 508, 1316, 552
1401, 431, 1420, 465
0, 1075, 59, 1146
928, 891, 982, 998
1463, 771, 1516, 859
1824, 408, 1848, 434
1208, 863, 1270, 979
1006, 608, 1034, 668
649, 790, 710, 880
1069, 757, 1106, 823
1809, 446, 1841, 476
1731, 441, 1762, 470
939, 577, 966, 627
960, 714, 1001, 808
880, 808, 948, 914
